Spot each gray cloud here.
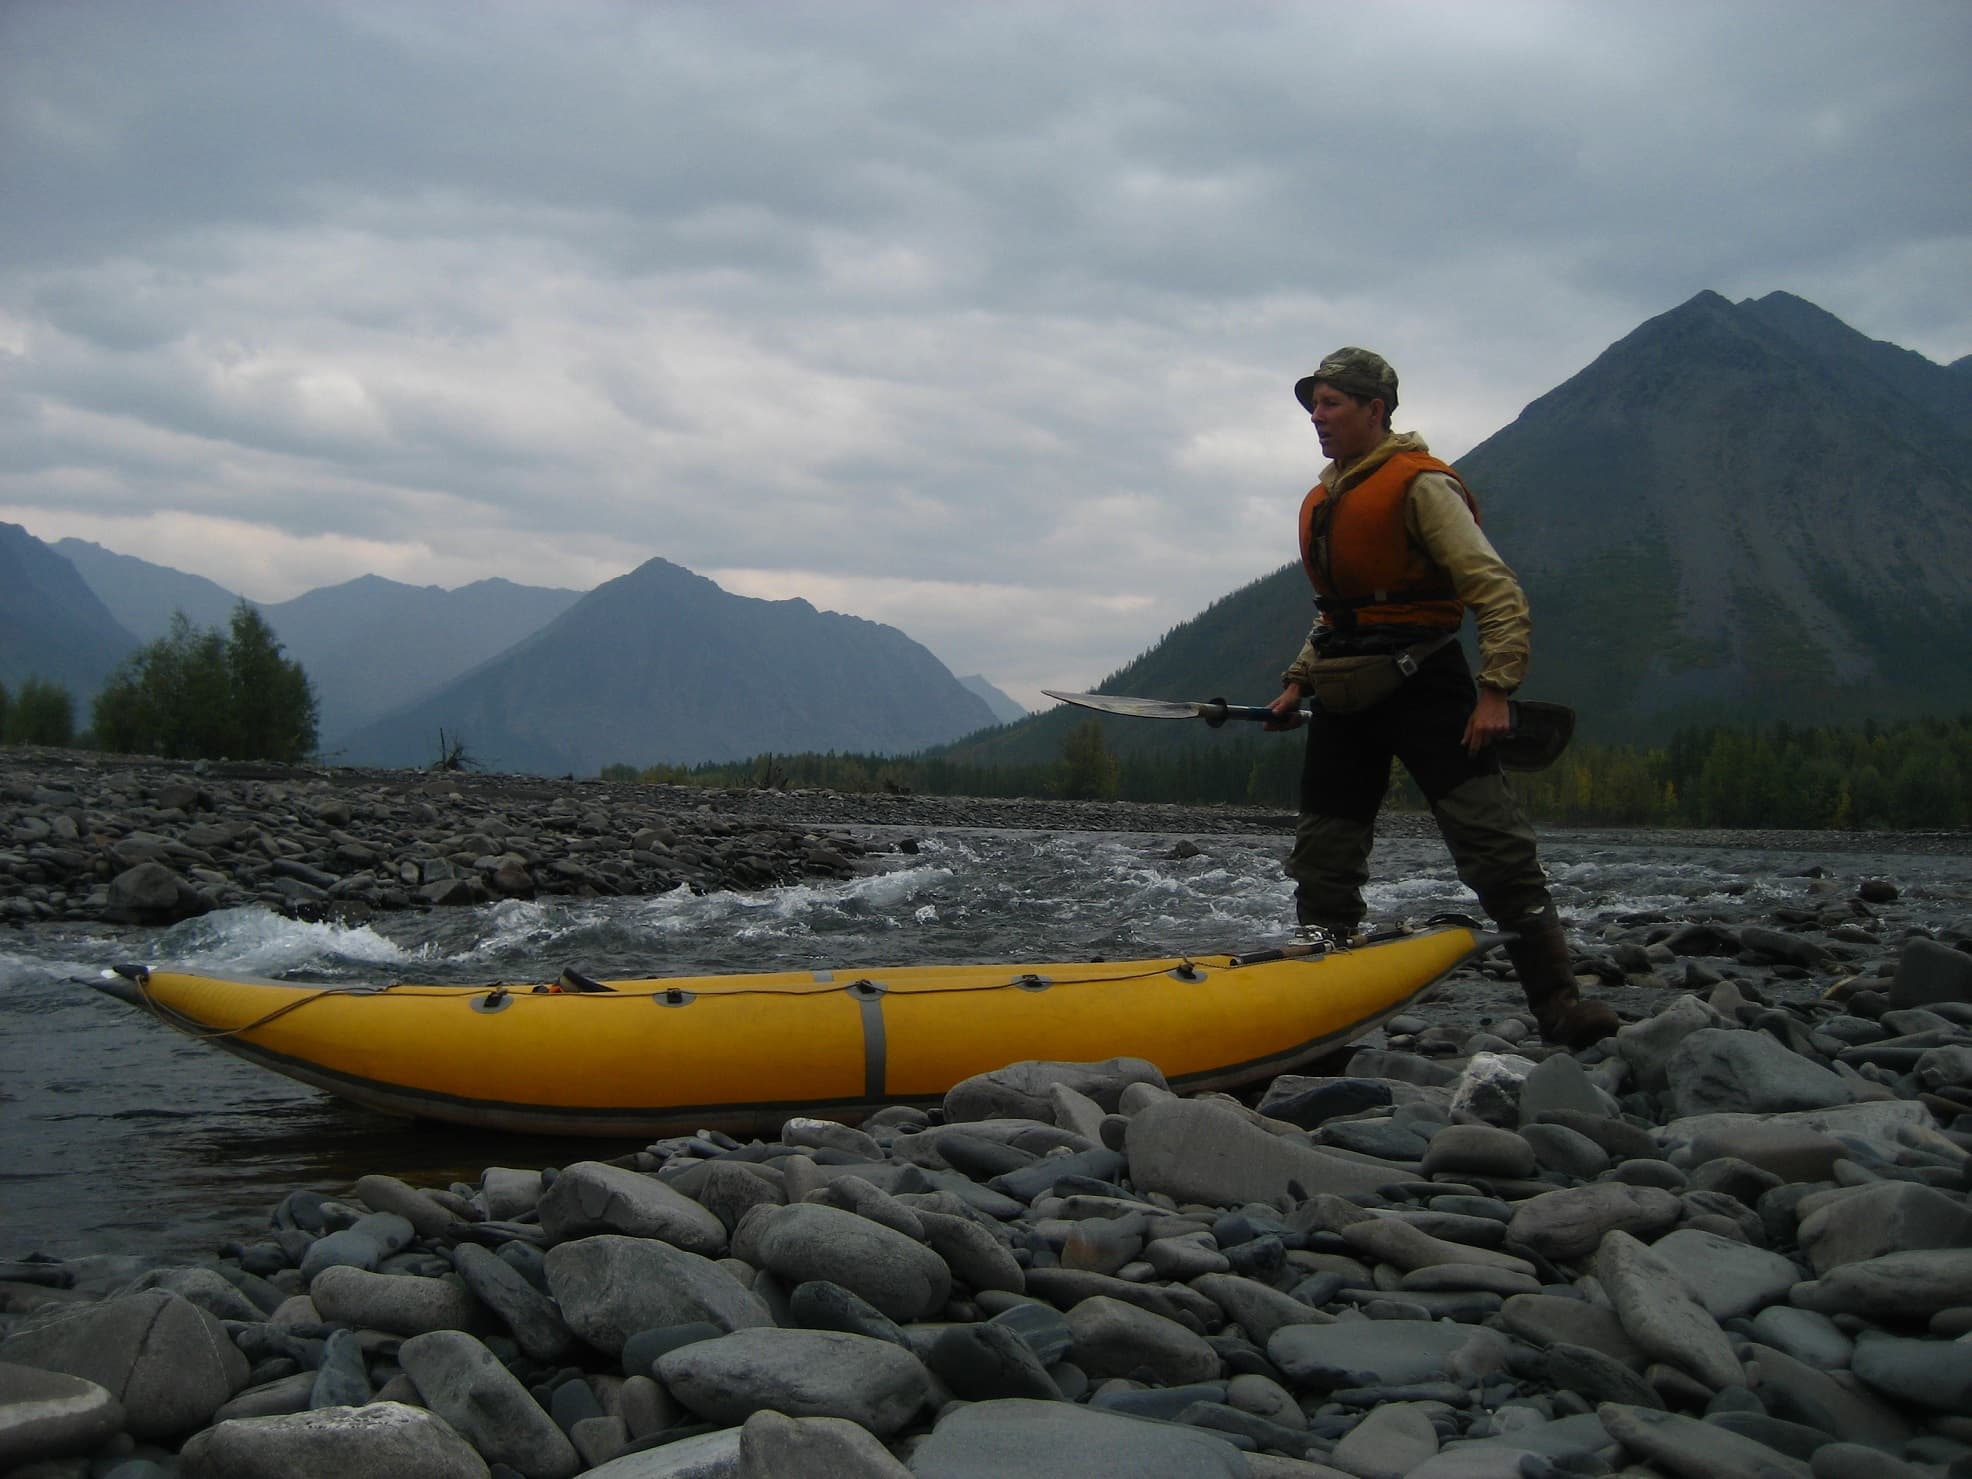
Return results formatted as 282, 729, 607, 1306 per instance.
3, 0, 1968, 706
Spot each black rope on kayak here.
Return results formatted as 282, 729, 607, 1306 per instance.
129, 971, 512, 1042
129, 945, 1370, 1033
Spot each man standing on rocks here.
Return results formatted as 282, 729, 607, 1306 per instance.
1265, 347, 1616, 1049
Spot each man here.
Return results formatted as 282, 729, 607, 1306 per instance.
1265, 347, 1616, 1049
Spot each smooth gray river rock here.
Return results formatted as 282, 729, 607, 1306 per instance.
1502, 1181, 1682, 1263
915, 1207, 1023, 1293
943, 1058, 1169, 1123
350, 1172, 458, 1240
1595, 1401, 1812, 1479
1665, 1026, 1856, 1117
559, 1424, 742, 1478
537, 1161, 729, 1253
1266, 1320, 1498, 1392
1517, 1120, 1611, 1179
925, 1319, 1060, 1401
1849, 1329, 1972, 1412
1890, 937, 1972, 1009
1795, 1179, 1972, 1274
542, 1236, 773, 1356
1191, 1272, 1333, 1346
1740, 1341, 1913, 1449
1125, 1097, 1399, 1208
1647, 1227, 1803, 1320
1789, 1247, 1972, 1320
0, 1360, 124, 1471
396, 1328, 578, 1479
1496, 1293, 1647, 1367
177, 1401, 491, 1479
654, 1326, 931, 1435
1328, 1399, 1441, 1478
1595, 1230, 1744, 1390
307, 1262, 480, 1337
0, 1289, 248, 1440
908, 1397, 1253, 1479
734, 1202, 951, 1322
478, 1167, 545, 1222
1615, 994, 1727, 1090
1745, 1306, 1853, 1370
1337, 1214, 1534, 1276
449, 1242, 573, 1362
736, 1408, 913, 1477
1419, 1123, 1536, 1180
306, 1328, 370, 1410
1065, 1294, 1220, 1384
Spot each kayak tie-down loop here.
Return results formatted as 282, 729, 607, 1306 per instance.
556, 968, 617, 994
656, 986, 696, 1007
1169, 959, 1206, 983
471, 988, 513, 1014
1012, 973, 1053, 992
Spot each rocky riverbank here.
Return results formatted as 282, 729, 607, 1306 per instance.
8, 745, 1972, 932
3, 941, 1972, 1476
0, 747, 1305, 929
5, 749, 1972, 1476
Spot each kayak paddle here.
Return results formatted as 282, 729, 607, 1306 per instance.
1042, 690, 1310, 727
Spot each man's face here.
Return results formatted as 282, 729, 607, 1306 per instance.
1306, 382, 1385, 463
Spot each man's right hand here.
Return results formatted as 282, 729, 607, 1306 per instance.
1266, 685, 1307, 731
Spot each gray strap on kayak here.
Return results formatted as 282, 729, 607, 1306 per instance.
845, 979, 889, 1099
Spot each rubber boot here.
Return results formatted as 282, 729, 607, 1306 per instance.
1502, 916, 1618, 1050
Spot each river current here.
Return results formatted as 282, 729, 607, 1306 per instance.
5, 824, 1971, 1267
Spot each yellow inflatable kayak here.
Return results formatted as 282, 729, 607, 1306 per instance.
95, 926, 1485, 1137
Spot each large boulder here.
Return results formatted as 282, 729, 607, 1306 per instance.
397, 1330, 578, 1479
734, 1203, 950, 1323
943, 1058, 1167, 1123
537, 1161, 728, 1252
179, 1402, 490, 1479
908, 1397, 1251, 1479
1125, 1096, 1398, 1208
0, 1289, 248, 1439
543, 1235, 772, 1357
655, 1328, 931, 1436
1663, 1028, 1853, 1117
0, 1362, 124, 1471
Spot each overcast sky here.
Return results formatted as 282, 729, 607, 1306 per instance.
4, 1, 1968, 708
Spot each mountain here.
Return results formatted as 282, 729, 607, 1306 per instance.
261, 575, 583, 741
53, 539, 245, 639
949, 289, 1972, 761
0, 524, 139, 704
959, 675, 1028, 725
336, 557, 1001, 774
1465, 289, 1972, 738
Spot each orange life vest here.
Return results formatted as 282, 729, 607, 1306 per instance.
1297, 449, 1478, 632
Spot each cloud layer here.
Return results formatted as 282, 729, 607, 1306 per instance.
4, 0, 1968, 706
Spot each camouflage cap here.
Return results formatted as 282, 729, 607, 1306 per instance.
1294, 347, 1399, 413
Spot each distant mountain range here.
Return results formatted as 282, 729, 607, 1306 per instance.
948, 289, 1972, 763
11, 289, 1968, 771
11, 538, 1002, 767
959, 675, 1029, 725
334, 558, 1000, 774
51, 543, 585, 737
0, 525, 138, 700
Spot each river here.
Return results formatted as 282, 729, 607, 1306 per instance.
4, 822, 1970, 1268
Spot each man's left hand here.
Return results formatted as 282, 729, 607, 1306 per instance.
1462, 686, 1512, 755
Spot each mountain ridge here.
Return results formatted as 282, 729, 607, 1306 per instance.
333, 557, 1000, 774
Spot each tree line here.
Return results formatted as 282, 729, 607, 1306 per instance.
3, 603, 318, 762
606, 712, 1972, 831
13, 615, 1969, 831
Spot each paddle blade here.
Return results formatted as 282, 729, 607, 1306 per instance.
1042, 690, 1201, 720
